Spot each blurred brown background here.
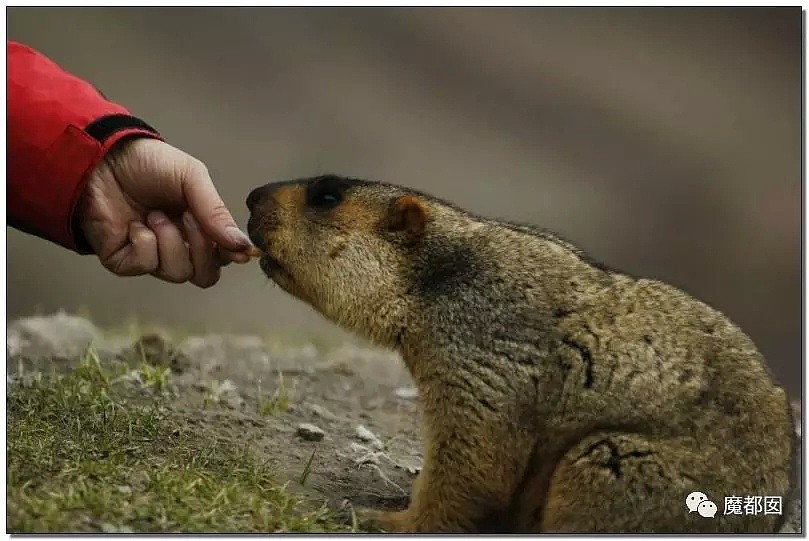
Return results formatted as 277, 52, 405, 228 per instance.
7, 8, 802, 395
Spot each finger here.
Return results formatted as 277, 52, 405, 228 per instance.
215, 246, 233, 267
216, 247, 251, 266
101, 221, 159, 276
110, 139, 253, 253
179, 159, 253, 252
146, 210, 194, 283
182, 212, 221, 288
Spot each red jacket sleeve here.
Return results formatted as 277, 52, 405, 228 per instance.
8, 41, 162, 253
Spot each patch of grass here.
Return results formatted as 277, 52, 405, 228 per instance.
128, 340, 175, 395
257, 371, 295, 416
135, 362, 173, 395
7, 351, 350, 533
299, 448, 317, 486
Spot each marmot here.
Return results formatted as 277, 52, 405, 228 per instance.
245, 174, 795, 533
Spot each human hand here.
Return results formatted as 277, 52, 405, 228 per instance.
76, 137, 254, 288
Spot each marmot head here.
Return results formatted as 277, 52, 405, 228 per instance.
246, 174, 468, 346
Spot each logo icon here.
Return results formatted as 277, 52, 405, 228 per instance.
686, 491, 708, 513
698, 500, 718, 518
686, 491, 717, 518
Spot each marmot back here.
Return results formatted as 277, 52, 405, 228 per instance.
246, 174, 795, 533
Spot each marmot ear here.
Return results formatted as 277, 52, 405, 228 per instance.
386, 195, 428, 236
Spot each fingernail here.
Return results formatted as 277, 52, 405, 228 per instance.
232, 252, 250, 264
147, 211, 168, 226
226, 226, 251, 249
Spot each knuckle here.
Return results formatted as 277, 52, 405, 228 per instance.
187, 158, 210, 180
104, 253, 155, 277
208, 203, 234, 225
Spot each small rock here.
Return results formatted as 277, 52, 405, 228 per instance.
116, 485, 132, 495
354, 425, 377, 441
393, 461, 422, 475
394, 386, 418, 400
7, 312, 100, 359
354, 452, 380, 467
355, 425, 384, 450
308, 403, 339, 421
128, 334, 190, 373
296, 423, 325, 441
211, 379, 243, 409
217, 379, 237, 392
100, 523, 132, 533
349, 442, 368, 454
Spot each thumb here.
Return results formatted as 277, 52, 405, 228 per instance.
180, 159, 253, 252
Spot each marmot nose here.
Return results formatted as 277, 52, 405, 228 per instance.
246, 184, 271, 211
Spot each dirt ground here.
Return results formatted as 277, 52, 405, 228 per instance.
6, 313, 802, 533
7, 313, 423, 522
166, 332, 424, 516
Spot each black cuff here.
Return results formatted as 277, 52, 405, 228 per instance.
73, 115, 160, 254
85, 114, 159, 143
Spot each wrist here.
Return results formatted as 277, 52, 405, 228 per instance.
72, 163, 105, 255
70, 119, 162, 254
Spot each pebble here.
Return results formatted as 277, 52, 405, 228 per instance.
296, 423, 325, 441
394, 386, 418, 400
129, 333, 191, 373
308, 403, 339, 421
355, 424, 384, 450
212, 379, 243, 409
100, 523, 133, 533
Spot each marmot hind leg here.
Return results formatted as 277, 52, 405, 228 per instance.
538, 432, 780, 533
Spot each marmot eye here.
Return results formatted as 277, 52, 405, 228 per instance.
310, 190, 342, 209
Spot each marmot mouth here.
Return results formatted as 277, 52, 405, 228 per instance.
258, 253, 310, 303
259, 253, 286, 276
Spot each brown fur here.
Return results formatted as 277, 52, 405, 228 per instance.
245, 175, 794, 533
